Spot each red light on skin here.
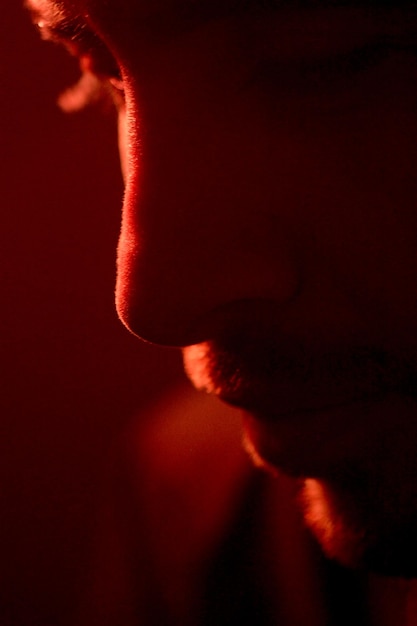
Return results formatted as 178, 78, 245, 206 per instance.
301, 478, 366, 569
25, 0, 71, 34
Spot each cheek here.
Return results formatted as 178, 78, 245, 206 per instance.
274, 57, 417, 320
321, 110, 417, 316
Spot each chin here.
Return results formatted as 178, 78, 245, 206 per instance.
183, 336, 417, 578
300, 477, 417, 579
243, 412, 417, 579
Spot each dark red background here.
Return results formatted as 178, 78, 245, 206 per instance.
1, 4, 182, 624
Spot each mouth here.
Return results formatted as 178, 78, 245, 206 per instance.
182, 339, 391, 417
183, 337, 417, 476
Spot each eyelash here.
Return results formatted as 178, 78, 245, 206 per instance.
57, 70, 123, 113
252, 38, 416, 98
38, 21, 125, 113
41, 20, 416, 114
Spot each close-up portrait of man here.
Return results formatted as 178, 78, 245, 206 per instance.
8, 0, 417, 624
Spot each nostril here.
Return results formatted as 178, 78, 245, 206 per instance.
115, 220, 302, 346
116, 299, 191, 347
116, 293, 298, 348
185, 297, 297, 347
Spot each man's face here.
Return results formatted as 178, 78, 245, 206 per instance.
28, 0, 417, 574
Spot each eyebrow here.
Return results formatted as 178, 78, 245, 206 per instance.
26, 0, 416, 24
25, 0, 417, 42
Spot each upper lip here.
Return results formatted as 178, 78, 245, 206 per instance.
184, 300, 412, 419
183, 336, 386, 418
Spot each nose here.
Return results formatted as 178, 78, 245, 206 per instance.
115, 88, 300, 347
116, 175, 299, 347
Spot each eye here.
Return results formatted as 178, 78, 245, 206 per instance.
250, 37, 416, 104
303, 38, 416, 88
257, 42, 381, 88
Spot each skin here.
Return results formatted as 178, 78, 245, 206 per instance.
29, 0, 417, 576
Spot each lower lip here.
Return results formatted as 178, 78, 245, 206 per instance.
242, 395, 413, 478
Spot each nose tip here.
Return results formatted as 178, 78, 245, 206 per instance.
115, 281, 197, 347
115, 221, 301, 347
115, 225, 200, 346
